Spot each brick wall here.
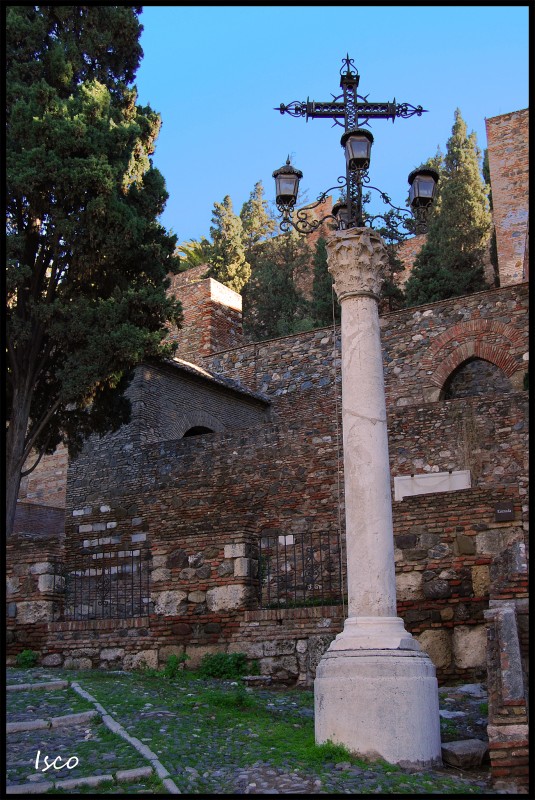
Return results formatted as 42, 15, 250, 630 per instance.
18, 444, 68, 510
166, 266, 243, 362
485, 108, 529, 287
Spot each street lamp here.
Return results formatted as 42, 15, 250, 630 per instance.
273, 56, 443, 769
272, 55, 438, 235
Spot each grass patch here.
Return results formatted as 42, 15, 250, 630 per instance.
6, 687, 94, 717
7, 668, 488, 794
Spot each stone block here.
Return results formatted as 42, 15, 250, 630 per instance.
263, 639, 296, 657
415, 629, 452, 669
184, 644, 220, 668
6, 577, 20, 595
179, 568, 196, 580
452, 625, 486, 669
29, 562, 54, 575
116, 767, 153, 781
224, 543, 247, 559
123, 649, 158, 671
188, 590, 206, 603
227, 641, 264, 658
5, 780, 54, 793
50, 709, 98, 727
100, 648, 125, 662
158, 645, 185, 665
233, 557, 253, 578
471, 565, 490, 597
153, 590, 188, 615
206, 584, 250, 612
37, 574, 56, 593
16, 601, 54, 623
150, 568, 171, 583
441, 739, 488, 768
423, 578, 451, 599
217, 560, 234, 577
260, 655, 299, 680
395, 571, 424, 601
455, 534, 476, 555
41, 653, 63, 667
53, 775, 114, 790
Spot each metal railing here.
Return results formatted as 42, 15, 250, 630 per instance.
53, 548, 151, 620
259, 530, 345, 608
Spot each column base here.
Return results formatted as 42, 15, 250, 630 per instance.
315, 648, 442, 768
329, 615, 420, 650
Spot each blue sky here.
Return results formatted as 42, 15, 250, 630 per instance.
134, 5, 529, 245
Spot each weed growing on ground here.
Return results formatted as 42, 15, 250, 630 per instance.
197, 651, 259, 679
15, 649, 39, 668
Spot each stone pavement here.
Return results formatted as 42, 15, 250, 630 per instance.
6, 670, 501, 795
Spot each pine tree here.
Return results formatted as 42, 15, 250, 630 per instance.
208, 196, 251, 293
239, 181, 276, 254
242, 232, 311, 340
404, 109, 491, 307
6, 6, 182, 538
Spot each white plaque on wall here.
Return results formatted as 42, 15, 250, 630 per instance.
394, 470, 471, 501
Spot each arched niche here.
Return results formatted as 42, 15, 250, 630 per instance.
442, 357, 513, 400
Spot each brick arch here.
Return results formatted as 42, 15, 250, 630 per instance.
421, 319, 524, 399
177, 409, 225, 439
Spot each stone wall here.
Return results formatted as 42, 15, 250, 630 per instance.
484, 534, 529, 792
6, 524, 65, 657
485, 108, 529, 287
66, 360, 271, 508
206, 283, 528, 410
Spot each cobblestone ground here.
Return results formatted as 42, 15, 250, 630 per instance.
6, 669, 497, 795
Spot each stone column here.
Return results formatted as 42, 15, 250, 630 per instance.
314, 227, 442, 768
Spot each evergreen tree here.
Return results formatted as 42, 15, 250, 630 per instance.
242, 232, 311, 340
404, 109, 491, 307
6, 6, 182, 538
208, 195, 251, 293
482, 148, 500, 287
309, 237, 340, 327
176, 237, 212, 271
239, 181, 276, 253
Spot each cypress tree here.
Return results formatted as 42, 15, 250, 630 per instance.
309, 237, 340, 327
242, 232, 311, 341
482, 148, 500, 287
6, 6, 182, 538
208, 195, 251, 293
404, 109, 491, 307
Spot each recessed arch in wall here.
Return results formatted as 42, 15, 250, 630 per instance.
178, 409, 225, 439
421, 319, 524, 401
442, 356, 513, 400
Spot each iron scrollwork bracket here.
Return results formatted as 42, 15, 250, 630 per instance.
277, 180, 346, 235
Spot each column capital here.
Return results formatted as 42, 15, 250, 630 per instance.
326, 227, 389, 302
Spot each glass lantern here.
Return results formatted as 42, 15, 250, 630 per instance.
408, 168, 439, 209
340, 128, 374, 171
273, 158, 303, 208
